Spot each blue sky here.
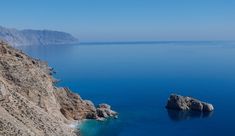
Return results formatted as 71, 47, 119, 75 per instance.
0, 0, 235, 42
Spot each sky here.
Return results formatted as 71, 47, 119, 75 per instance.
0, 0, 235, 42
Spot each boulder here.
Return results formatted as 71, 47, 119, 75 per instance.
202, 103, 214, 112
97, 108, 109, 118
96, 103, 118, 120
166, 94, 214, 112
99, 103, 111, 109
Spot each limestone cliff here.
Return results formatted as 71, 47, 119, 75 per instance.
0, 41, 117, 136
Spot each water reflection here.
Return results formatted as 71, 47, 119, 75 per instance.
167, 109, 213, 121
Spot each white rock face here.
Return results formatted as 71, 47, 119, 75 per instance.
0, 81, 7, 100
0, 26, 79, 46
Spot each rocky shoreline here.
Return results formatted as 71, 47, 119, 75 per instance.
55, 87, 118, 121
0, 41, 117, 136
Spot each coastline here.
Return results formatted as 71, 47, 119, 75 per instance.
0, 41, 117, 136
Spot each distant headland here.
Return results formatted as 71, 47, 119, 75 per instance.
0, 26, 79, 46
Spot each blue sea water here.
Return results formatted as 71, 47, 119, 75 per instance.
19, 41, 235, 136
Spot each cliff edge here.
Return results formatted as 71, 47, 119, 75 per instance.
0, 41, 117, 136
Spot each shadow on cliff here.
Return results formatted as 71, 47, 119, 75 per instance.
167, 109, 214, 122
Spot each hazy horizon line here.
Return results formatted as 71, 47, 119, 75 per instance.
79, 40, 235, 45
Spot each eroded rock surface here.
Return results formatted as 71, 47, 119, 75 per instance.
96, 104, 118, 120
166, 94, 214, 112
0, 41, 117, 136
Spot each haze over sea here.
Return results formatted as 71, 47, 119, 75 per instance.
19, 41, 235, 136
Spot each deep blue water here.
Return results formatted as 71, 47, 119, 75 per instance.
19, 41, 235, 136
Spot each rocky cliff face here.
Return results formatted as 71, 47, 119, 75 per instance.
0, 41, 117, 136
0, 26, 79, 46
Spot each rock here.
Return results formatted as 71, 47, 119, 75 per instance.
96, 103, 118, 120
55, 89, 118, 121
166, 94, 214, 112
0, 41, 118, 136
0, 41, 77, 136
0, 81, 8, 101
83, 100, 98, 119
99, 103, 111, 109
202, 103, 214, 112
190, 100, 203, 111
165, 94, 190, 110
54, 88, 98, 120
97, 108, 109, 118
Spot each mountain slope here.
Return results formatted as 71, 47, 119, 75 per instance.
0, 41, 116, 136
0, 26, 79, 46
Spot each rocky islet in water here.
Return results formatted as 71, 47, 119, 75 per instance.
166, 94, 214, 112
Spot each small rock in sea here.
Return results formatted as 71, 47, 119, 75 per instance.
114, 115, 118, 119
96, 103, 118, 120
166, 94, 214, 112
99, 103, 111, 109
97, 108, 109, 118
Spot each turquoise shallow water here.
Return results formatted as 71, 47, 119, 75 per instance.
79, 119, 121, 136
19, 41, 235, 136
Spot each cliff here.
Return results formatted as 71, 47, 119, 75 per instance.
0, 26, 79, 46
0, 41, 117, 136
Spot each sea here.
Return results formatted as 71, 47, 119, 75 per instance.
19, 41, 235, 136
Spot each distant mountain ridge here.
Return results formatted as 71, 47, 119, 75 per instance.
0, 26, 79, 46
